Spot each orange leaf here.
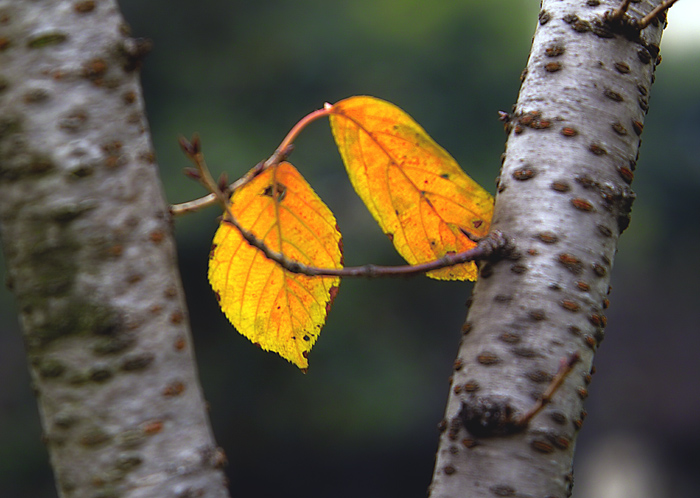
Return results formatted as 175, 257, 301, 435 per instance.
208, 162, 343, 370
329, 96, 493, 280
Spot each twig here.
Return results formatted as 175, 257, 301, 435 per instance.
639, 0, 678, 29
609, 0, 632, 23
179, 135, 510, 279
220, 222, 509, 278
170, 168, 261, 216
171, 105, 332, 217
515, 352, 581, 427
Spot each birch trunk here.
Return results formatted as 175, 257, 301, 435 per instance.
0, 1, 230, 497
429, 1, 665, 497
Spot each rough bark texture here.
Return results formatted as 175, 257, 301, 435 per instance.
429, 1, 664, 497
0, 1, 230, 497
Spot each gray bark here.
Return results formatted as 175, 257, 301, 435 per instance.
428, 1, 664, 497
0, 1, 230, 497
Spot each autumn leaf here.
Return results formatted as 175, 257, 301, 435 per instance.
329, 96, 493, 280
208, 161, 343, 370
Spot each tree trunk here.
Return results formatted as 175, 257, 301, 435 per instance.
0, 1, 230, 497
428, 1, 664, 497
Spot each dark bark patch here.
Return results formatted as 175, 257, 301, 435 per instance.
618, 166, 634, 184
575, 280, 591, 291
537, 231, 559, 244
120, 352, 155, 371
79, 427, 112, 447
560, 126, 578, 137
27, 32, 68, 49
526, 369, 552, 383
614, 61, 631, 74
512, 166, 537, 181
544, 61, 562, 72
490, 484, 516, 496
498, 332, 521, 344
545, 44, 565, 57
558, 253, 583, 274
477, 352, 501, 366
611, 121, 628, 135
571, 198, 594, 212
460, 396, 520, 437
549, 411, 568, 425
631, 120, 644, 135
74, 1, 96, 13
560, 299, 581, 312
513, 347, 539, 358
588, 143, 608, 155
592, 263, 607, 276
550, 181, 571, 193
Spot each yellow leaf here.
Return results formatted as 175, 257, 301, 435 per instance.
329, 96, 493, 280
208, 162, 343, 370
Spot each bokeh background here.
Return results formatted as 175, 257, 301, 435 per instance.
2, 1, 699, 497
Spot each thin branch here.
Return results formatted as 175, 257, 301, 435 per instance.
170, 167, 260, 216
639, 0, 678, 29
609, 0, 632, 23
515, 352, 581, 427
220, 220, 509, 278
171, 105, 332, 217
178, 135, 510, 279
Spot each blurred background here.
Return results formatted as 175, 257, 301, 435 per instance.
1, 1, 699, 497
